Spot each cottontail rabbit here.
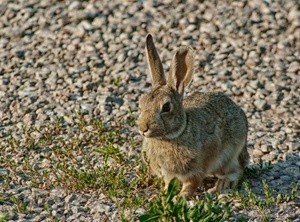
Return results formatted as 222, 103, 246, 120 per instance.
138, 34, 249, 197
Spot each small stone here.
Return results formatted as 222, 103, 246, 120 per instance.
91, 204, 111, 214
200, 23, 217, 33
251, 11, 261, 23
50, 188, 65, 197
252, 149, 264, 158
249, 80, 259, 89
64, 115, 73, 124
15, 49, 26, 58
285, 166, 300, 178
117, 51, 126, 63
217, 193, 227, 200
233, 202, 242, 208
135, 208, 145, 215
80, 103, 94, 114
288, 142, 300, 151
288, 7, 300, 20
265, 81, 276, 92
23, 113, 36, 125
67, 44, 76, 51
69, 1, 81, 10
187, 24, 196, 32
84, 44, 95, 52
246, 58, 257, 68
288, 61, 299, 72
65, 194, 76, 203
0, 167, 7, 176
268, 150, 279, 161
254, 99, 267, 111
282, 127, 292, 134
203, 10, 214, 21
280, 175, 291, 182
37, 112, 49, 122
256, 131, 266, 138
40, 159, 51, 168
71, 206, 79, 214
67, 213, 82, 221
261, 144, 271, 153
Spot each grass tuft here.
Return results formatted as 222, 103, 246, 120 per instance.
140, 178, 231, 222
0, 212, 9, 222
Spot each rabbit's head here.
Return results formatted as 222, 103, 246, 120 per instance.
137, 34, 194, 139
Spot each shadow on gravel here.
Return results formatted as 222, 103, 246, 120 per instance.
193, 153, 300, 221
245, 153, 299, 197
233, 153, 300, 220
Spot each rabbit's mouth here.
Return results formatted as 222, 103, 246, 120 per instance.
139, 129, 157, 138
139, 130, 151, 137
139, 127, 165, 138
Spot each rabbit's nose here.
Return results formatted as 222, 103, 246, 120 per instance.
138, 124, 149, 135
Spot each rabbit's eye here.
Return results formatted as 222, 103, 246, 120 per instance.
162, 102, 171, 113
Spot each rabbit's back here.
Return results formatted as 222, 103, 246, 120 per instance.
184, 92, 247, 142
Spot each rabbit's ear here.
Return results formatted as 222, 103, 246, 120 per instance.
145, 34, 166, 87
168, 47, 194, 94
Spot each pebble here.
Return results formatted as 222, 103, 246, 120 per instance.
254, 99, 268, 111
65, 194, 76, 203
260, 144, 271, 153
252, 149, 264, 158
288, 61, 299, 72
285, 166, 300, 178
280, 175, 291, 182
288, 142, 300, 151
91, 204, 111, 214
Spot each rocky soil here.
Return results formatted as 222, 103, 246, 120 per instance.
0, 0, 299, 221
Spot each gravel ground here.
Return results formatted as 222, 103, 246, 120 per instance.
0, 0, 299, 221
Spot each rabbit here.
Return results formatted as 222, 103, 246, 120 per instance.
137, 34, 249, 197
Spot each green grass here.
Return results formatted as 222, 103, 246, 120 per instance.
242, 161, 272, 179
11, 196, 28, 214
0, 212, 9, 222
140, 178, 231, 222
0, 114, 160, 220
0, 114, 299, 220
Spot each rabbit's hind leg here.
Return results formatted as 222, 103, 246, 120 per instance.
207, 158, 242, 193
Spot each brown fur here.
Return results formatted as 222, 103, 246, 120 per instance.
137, 34, 249, 196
